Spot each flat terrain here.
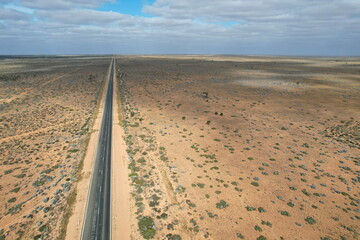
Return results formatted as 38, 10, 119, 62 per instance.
116, 56, 360, 240
82, 58, 114, 240
0, 56, 110, 239
1, 55, 359, 240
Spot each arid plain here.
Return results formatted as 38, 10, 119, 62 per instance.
0, 56, 110, 239
0, 55, 359, 240
116, 56, 359, 240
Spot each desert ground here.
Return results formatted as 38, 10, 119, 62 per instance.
0, 55, 359, 240
116, 55, 359, 240
0, 56, 110, 239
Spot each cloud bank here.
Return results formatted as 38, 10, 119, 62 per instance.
0, 0, 359, 55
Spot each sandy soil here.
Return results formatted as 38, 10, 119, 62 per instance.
64, 60, 110, 240
0, 56, 110, 239
116, 56, 359, 240
1, 55, 359, 240
111, 60, 133, 240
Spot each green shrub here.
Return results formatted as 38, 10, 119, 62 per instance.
68, 149, 80, 153
245, 206, 256, 211
236, 233, 245, 239
258, 207, 266, 213
216, 200, 229, 209
287, 202, 295, 207
251, 182, 259, 187
15, 174, 26, 178
280, 211, 291, 216
257, 235, 267, 240
10, 187, 20, 193
138, 216, 156, 239
305, 217, 316, 224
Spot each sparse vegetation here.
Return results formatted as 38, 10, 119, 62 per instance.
305, 217, 317, 225
2, 56, 357, 240
0, 56, 108, 239
138, 216, 156, 239
216, 200, 229, 209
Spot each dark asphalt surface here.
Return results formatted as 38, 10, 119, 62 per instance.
82, 58, 114, 240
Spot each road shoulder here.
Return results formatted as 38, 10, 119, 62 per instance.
64, 60, 110, 240
111, 59, 132, 240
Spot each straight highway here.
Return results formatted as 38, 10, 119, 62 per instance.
82, 57, 115, 240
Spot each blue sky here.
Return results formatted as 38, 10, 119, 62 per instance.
0, 0, 359, 55
98, 0, 155, 16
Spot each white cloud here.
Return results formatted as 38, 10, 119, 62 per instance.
144, 0, 360, 24
37, 9, 134, 26
0, 7, 31, 20
0, 0, 359, 55
20, 0, 114, 10
3, 3, 34, 14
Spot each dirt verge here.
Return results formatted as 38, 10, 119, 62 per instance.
111, 58, 133, 239
64, 60, 110, 240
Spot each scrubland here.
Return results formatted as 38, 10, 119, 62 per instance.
117, 56, 359, 240
1, 55, 359, 240
0, 56, 109, 239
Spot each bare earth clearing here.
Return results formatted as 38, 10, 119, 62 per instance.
116, 56, 359, 240
0, 56, 110, 239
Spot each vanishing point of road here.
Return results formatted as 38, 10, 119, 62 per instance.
82, 58, 115, 240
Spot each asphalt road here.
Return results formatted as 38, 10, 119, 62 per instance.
82, 58, 114, 240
